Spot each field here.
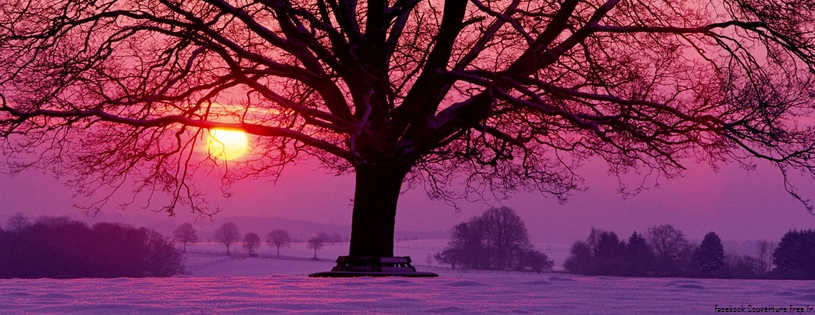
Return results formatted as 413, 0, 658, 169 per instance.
1, 240, 814, 314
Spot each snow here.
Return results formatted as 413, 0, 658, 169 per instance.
2, 240, 814, 314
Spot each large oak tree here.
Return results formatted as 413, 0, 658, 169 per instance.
1, 0, 814, 258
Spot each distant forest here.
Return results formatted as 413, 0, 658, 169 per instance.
0, 214, 185, 279
564, 225, 815, 280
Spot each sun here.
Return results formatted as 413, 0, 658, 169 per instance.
207, 128, 249, 160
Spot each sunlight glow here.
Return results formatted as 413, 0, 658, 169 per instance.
207, 128, 249, 160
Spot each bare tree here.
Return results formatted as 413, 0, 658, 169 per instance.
646, 225, 690, 261
242, 232, 261, 256
2, 0, 815, 261
172, 223, 199, 253
266, 230, 291, 258
213, 222, 241, 256
5, 213, 30, 233
756, 239, 775, 277
307, 236, 325, 259
647, 224, 691, 276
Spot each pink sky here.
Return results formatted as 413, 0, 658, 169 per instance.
1, 156, 814, 245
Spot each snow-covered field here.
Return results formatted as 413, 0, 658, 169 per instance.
184, 239, 572, 273
2, 240, 814, 314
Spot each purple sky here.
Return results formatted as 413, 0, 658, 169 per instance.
1, 155, 814, 245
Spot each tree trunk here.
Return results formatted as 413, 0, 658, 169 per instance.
348, 164, 410, 257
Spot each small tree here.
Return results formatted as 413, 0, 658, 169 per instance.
213, 222, 240, 256
266, 230, 291, 258
756, 240, 775, 278
307, 236, 325, 259
242, 233, 261, 256
172, 223, 199, 253
516, 250, 554, 273
693, 232, 726, 278
564, 241, 593, 274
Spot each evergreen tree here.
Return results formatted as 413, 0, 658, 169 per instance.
593, 231, 626, 276
564, 241, 593, 274
772, 230, 815, 280
626, 232, 655, 277
693, 232, 726, 278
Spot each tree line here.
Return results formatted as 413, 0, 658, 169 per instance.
175, 222, 343, 259
0, 214, 184, 279
564, 225, 815, 280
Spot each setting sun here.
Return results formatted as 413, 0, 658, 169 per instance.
207, 128, 249, 160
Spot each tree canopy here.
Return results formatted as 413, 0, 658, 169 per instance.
1, 0, 814, 258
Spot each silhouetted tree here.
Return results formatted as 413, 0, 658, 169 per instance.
516, 250, 554, 273
266, 230, 291, 258
564, 241, 593, 274
142, 228, 186, 277
3, 0, 815, 261
478, 207, 537, 270
625, 232, 654, 277
772, 230, 815, 279
307, 236, 325, 259
437, 207, 551, 272
435, 221, 484, 269
172, 223, 199, 253
213, 222, 241, 256
647, 224, 690, 276
242, 232, 261, 256
693, 232, 726, 278
593, 231, 627, 276
5, 213, 30, 233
